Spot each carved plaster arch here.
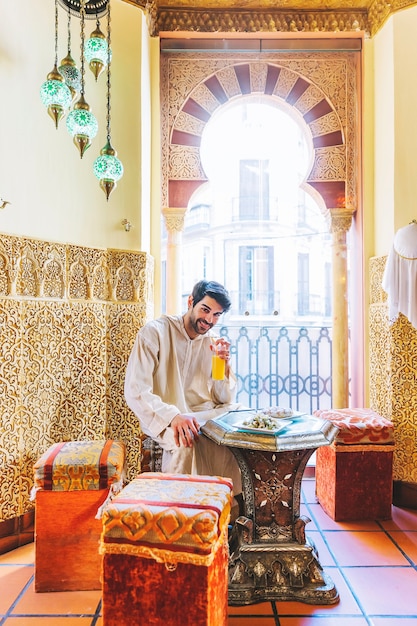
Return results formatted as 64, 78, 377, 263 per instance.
164, 58, 356, 213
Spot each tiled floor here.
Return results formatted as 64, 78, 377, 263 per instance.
1, 478, 417, 625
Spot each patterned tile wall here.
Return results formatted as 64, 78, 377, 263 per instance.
369, 256, 417, 483
0, 234, 154, 522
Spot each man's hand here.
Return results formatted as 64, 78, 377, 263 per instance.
170, 414, 200, 448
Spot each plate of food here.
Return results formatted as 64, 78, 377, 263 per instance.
217, 408, 300, 435
239, 412, 289, 433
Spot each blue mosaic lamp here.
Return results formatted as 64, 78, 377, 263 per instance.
84, 21, 111, 81
40, 0, 72, 128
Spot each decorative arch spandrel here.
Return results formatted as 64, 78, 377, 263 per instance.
160, 51, 360, 213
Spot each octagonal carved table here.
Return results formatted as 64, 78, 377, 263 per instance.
201, 410, 340, 606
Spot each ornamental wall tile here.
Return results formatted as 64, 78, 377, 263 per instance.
309, 112, 341, 138
369, 255, 417, 485
215, 66, 242, 99
170, 145, 206, 180
309, 146, 346, 181
0, 234, 153, 523
295, 83, 327, 116
175, 111, 206, 136
190, 82, 222, 114
0, 299, 21, 520
249, 62, 269, 94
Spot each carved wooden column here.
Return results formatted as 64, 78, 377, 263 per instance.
330, 208, 355, 408
162, 207, 187, 314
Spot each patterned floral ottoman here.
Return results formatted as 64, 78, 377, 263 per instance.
33, 439, 125, 592
100, 472, 233, 626
314, 408, 395, 521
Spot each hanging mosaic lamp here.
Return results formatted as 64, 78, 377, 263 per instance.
66, 95, 99, 157
93, 1, 123, 199
58, 9, 81, 101
66, 0, 98, 157
93, 140, 124, 200
84, 19, 111, 81
40, 0, 72, 128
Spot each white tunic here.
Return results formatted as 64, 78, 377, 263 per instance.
124, 314, 242, 492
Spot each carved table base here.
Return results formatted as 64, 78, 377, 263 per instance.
201, 413, 340, 607
227, 446, 339, 605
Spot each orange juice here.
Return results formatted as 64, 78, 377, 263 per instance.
212, 354, 225, 380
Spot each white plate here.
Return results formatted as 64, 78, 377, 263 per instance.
217, 410, 303, 435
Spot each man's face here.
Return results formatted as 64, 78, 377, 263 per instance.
185, 295, 224, 338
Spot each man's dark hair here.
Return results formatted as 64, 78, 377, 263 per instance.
191, 280, 232, 313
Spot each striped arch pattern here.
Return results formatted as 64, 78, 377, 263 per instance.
167, 61, 346, 211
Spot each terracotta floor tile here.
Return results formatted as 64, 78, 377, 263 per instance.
1, 478, 417, 625
4, 616, 91, 626
386, 530, 417, 565
301, 478, 318, 504
322, 530, 410, 566
279, 617, 370, 625
0, 543, 35, 565
0, 565, 34, 613
300, 504, 318, 530
12, 582, 101, 616
306, 530, 337, 566
380, 506, 417, 532
372, 615, 417, 626
346, 566, 417, 616
307, 503, 381, 531
275, 568, 362, 616
228, 602, 275, 616
227, 619, 278, 625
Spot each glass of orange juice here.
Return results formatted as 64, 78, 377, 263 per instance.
212, 353, 225, 380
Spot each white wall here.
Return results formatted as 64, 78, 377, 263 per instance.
0, 0, 149, 251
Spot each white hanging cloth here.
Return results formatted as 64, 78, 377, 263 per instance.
382, 221, 417, 330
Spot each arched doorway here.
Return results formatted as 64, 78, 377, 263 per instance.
160, 47, 362, 407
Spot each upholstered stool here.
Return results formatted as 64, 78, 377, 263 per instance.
100, 472, 232, 626
314, 408, 394, 521
33, 439, 125, 592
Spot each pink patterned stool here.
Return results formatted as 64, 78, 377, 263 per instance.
314, 409, 394, 521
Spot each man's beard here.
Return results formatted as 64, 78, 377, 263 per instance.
191, 316, 213, 335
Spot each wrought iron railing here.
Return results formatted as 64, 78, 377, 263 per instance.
217, 324, 333, 414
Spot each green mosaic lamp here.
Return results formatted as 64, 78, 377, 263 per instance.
65, 0, 98, 157
66, 96, 98, 157
40, 0, 72, 128
40, 67, 72, 129
93, 1, 123, 199
84, 20, 111, 81
93, 141, 124, 200
58, 9, 81, 101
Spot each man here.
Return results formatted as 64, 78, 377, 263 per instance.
124, 279, 242, 497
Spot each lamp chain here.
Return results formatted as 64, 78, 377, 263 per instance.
106, 2, 112, 143
80, 0, 86, 96
66, 7, 71, 54
54, 0, 59, 67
